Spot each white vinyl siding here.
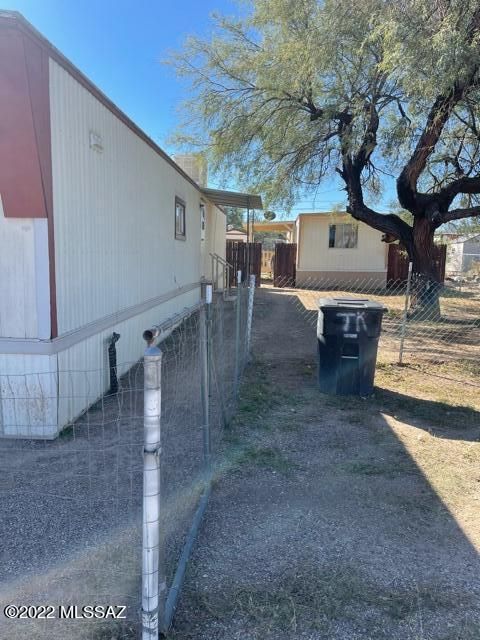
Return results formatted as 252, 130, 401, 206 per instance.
50, 58, 202, 337
298, 216, 386, 272
0, 209, 40, 338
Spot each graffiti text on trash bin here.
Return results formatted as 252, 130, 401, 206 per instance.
337, 311, 368, 334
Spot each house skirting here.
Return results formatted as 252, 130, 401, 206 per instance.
0, 284, 200, 439
295, 270, 387, 288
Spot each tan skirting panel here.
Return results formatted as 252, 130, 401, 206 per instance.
296, 270, 387, 288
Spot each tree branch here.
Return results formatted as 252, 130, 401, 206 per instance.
349, 205, 414, 248
397, 84, 472, 213
438, 175, 480, 207
397, 6, 480, 214
439, 206, 480, 225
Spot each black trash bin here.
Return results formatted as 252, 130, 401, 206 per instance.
317, 298, 387, 396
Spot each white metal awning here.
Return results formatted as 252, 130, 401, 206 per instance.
201, 187, 263, 210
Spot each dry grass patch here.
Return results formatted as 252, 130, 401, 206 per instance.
374, 359, 480, 421
173, 564, 476, 640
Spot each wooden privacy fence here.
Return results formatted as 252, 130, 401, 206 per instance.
387, 244, 447, 285
273, 243, 297, 288
226, 240, 262, 286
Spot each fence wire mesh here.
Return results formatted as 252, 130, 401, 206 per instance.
273, 274, 480, 366
271, 274, 480, 420
0, 284, 251, 640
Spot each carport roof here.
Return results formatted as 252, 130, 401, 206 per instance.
201, 188, 263, 210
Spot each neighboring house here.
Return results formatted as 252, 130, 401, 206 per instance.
0, 11, 258, 438
437, 233, 480, 273
295, 213, 388, 286
250, 220, 296, 244
226, 227, 248, 242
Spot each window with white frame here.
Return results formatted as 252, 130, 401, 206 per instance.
175, 197, 186, 240
328, 223, 358, 248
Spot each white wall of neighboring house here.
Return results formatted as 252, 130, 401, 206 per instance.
444, 237, 464, 273
296, 214, 388, 286
226, 229, 248, 242
462, 235, 480, 271
442, 234, 480, 273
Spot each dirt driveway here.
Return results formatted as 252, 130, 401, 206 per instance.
170, 286, 480, 640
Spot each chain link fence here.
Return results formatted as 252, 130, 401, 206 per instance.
273, 273, 480, 410
0, 279, 253, 640
275, 274, 480, 364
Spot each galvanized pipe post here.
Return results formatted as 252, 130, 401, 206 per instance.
216, 294, 229, 428
245, 274, 256, 359
225, 265, 231, 300
398, 262, 413, 365
142, 340, 166, 639
234, 270, 242, 396
200, 284, 212, 469
211, 255, 215, 291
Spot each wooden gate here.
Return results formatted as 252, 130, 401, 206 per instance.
387, 244, 447, 285
226, 241, 262, 286
273, 243, 297, 288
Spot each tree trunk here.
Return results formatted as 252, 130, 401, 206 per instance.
409, 218, 441, 320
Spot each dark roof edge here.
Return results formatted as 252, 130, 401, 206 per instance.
0, 10, 204, 194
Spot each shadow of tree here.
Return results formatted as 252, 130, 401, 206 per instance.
372, 387, 480, 442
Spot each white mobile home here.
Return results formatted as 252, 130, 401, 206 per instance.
0, 11, 258, 438
295, 213, 388, 287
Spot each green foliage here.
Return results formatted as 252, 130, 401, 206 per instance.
446, 216, 480, 236
224, 206, 244, 229
169, 0, 480, 217
253, 230, 286, 247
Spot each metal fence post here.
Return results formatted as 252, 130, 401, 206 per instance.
399, 262, 413, 365
142, 342, 165, 639
200, 285, 212, 469
225, 264, 231, 300
211, 255, 215, 291
234, 270, 242, 396
246, 274, 256, 359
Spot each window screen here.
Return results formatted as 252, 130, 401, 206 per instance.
328, 223, 358, 248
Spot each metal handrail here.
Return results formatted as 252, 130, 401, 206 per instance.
209, 252, 233, 268
209, 253, 234, 299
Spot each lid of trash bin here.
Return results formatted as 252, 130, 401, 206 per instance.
317, 297, 386, 311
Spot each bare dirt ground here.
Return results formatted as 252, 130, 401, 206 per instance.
169, 286, 480, 640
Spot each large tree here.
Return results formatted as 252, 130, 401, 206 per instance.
170, 0, 480, 312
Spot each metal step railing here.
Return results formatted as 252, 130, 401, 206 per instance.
210, 253, 234, 299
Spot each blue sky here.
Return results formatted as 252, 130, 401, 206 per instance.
5, 0, 382, 215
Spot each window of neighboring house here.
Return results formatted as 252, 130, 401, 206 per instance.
200, 202, 206, 241
175, 197, 186, 240
328, 223, 358, 248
